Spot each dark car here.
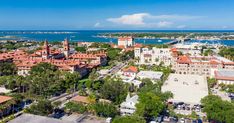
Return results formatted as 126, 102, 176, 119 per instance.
197, 119, 202, 123
52, 109, 65, 119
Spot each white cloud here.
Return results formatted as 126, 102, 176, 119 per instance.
107, 13, 202, 28
94, 22, 101, 27
156, 21, 173, 28
107, 13, 150, 25
150, 15, 202, 21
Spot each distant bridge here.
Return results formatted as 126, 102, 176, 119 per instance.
165, 38, 191, 45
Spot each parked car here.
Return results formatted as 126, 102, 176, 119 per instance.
106, 117, 112, 123
156, 115, 163, 122
180, 118, 185, 123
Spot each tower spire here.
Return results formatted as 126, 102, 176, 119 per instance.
63, 38, 70, 58
42, 39, 50, 59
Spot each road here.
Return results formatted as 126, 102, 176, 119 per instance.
211, 87, 231, 101
13, 62, 126, 118
12, 91, 79, 119
9, 60, 129, 121
98, 62, 126, 79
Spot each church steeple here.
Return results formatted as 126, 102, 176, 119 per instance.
42, 39, 50, 59
63, 38, 70, 58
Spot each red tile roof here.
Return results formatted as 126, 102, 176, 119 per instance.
134, 43, 143, 48
170, 48, 177, 52
0, 96, 12, 104
123, 66, 138, 73
118, 36, 133, 41
117, 45, 125, 49
177, 55, 191, 63
209, 60, 219, 64
223, 62, 234, 65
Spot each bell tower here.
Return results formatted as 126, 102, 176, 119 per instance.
42, 40, 50, 59
63, 38, 70, 58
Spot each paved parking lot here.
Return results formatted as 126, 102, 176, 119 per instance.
61, 113, 105, 123
211, 87, 231, 101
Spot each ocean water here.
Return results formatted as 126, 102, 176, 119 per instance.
0, 30, 234, 46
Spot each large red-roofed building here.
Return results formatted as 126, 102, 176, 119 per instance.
0, 39, 107, 77
173, 55, 234, 77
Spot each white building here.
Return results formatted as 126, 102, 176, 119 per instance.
213, 69, 234, 85
122, 66, 138, 78
135, 47, 174, 66
162, 74, 208, 105
172, 43, 202, 56
120, 94, 138, 116
137, 71, 163, 82
122, 78, 143, 88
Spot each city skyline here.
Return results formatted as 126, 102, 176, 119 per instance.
1, 0, 234, 30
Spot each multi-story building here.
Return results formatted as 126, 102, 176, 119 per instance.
0, 39, 107, 77
69, 51, 107, 66
172, 43, 203, 56
63, 38, 70, 58
122, 66, 138, 78
134, 47, 176, 66
173, 55, 234, 77
118, 36, 134, 48
77, 42, 94, 47
213, 69, 234, 85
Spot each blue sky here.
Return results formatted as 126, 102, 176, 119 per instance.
0, 0, 234, 30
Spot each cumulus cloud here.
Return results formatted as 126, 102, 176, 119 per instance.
107, 13, 202, 28
150, 15, 202, 21
107, 13, 150, 25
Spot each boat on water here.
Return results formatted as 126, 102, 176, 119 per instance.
157, 40, 162, 42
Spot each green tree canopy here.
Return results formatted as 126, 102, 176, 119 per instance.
201, 95, 234, 123
75, 46, 86, 53
92, 102, 117, 118
100, 43, 111, 49
65, 102, 87, 113
63, 72, 81, 90
25, 100, 54, 116
26, 70, 63, 97
100, 78, 128, 104
203, 48, 214, 56
112, 116, 146, 123
30, 62, 58, 75
136, 92, 165, 119
139, 78, 173, 102
0, 62, 17, 76
219, 47, 234, 61
107, 48, 121, 60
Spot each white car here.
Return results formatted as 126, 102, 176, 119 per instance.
180, 118, 185, 123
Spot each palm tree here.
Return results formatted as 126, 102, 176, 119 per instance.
15, 76, 25, 93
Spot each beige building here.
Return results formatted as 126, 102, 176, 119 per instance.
118, 36, 134, 48
134, 47, 177, 66
173, 55, 234, 77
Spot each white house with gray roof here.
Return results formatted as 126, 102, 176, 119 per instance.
120, 94, 139, 116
